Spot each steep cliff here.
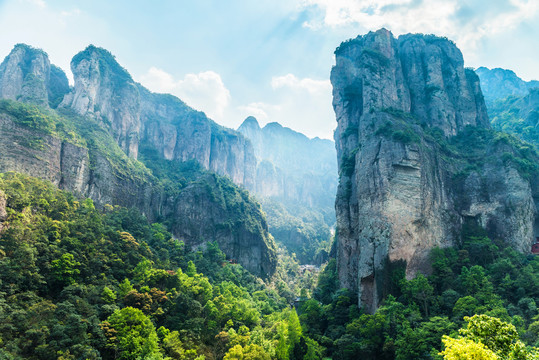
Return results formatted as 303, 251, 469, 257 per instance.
60, 46, 141, 158
138, 87, 256, 189
0, 44, 69, 108
332, 29, 539, 313
0, 44, 276, 278
58, 45, 256, 188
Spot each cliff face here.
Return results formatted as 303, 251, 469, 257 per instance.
332, 29, 539, 313
58, 45, 256, 188
0, 45, 275, 278
0, 44, 69, 107
238, 116, 337, 209
61, 46, 141, 158
139, 87, 256, 189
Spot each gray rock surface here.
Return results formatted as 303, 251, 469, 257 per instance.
0, 44, 69, 107
58, 46, 256, 188
332, 29, 539, 313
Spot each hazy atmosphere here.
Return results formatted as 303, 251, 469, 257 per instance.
1, 0, 538, 138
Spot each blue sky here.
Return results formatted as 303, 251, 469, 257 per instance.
1, 0, 538, 139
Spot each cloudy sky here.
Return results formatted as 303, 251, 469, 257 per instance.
1, 0, 538, 139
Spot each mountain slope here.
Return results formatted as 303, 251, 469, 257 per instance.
0, 44, 276, 277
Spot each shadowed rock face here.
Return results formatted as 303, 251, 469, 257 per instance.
332, 29, 538, 313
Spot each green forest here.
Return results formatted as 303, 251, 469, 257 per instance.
0, 172, 538, 359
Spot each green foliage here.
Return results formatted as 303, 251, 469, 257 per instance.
376, 109, 421, 144
0, 99, 56, 134
259, 197, 333, 265
51, 253, 81, 286
339, 147, 359, 177
103, 307, 161, 360
439, 315, 539, 360
0, 172, 314, 359
361, 48, 391, 68
305, 221, 539, 360
72, 45, 133, 90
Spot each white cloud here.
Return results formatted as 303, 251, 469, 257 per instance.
237, 74, 334, 139
26, 0, 46, 8
271, 74, 331, 95
139, 67, 231, 121
300, 0, 539, 65
60, 9, 81, 17
237, 102, 282, 121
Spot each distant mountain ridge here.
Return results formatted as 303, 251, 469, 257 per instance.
476, 66, 539, 103
237, 116, 338, 264
238, 116, 337, 210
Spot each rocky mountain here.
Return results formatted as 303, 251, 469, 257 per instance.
237, 116, 337, 263
0, 44, 69, 107
332, 29, 539, 313
0, 44, 276, 277
476, 66, 539, 103
58, 45, 256, 188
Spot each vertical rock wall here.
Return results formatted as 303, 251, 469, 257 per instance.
332, 29, 537, 313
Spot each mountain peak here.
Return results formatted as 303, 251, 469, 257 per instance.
71, 45, 132, 82
0, 43, 69, 107
476, 66, 538, 101
239, 116, 260, 130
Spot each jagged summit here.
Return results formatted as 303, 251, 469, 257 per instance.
71, 44, 133, 82
0, 43, 69, 107
239, 116, 260, 129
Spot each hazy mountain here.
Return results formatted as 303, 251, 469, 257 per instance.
238, 116, 337, 263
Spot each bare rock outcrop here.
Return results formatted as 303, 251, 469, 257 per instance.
332, 29, 539, 313
0, 44, 69, 107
